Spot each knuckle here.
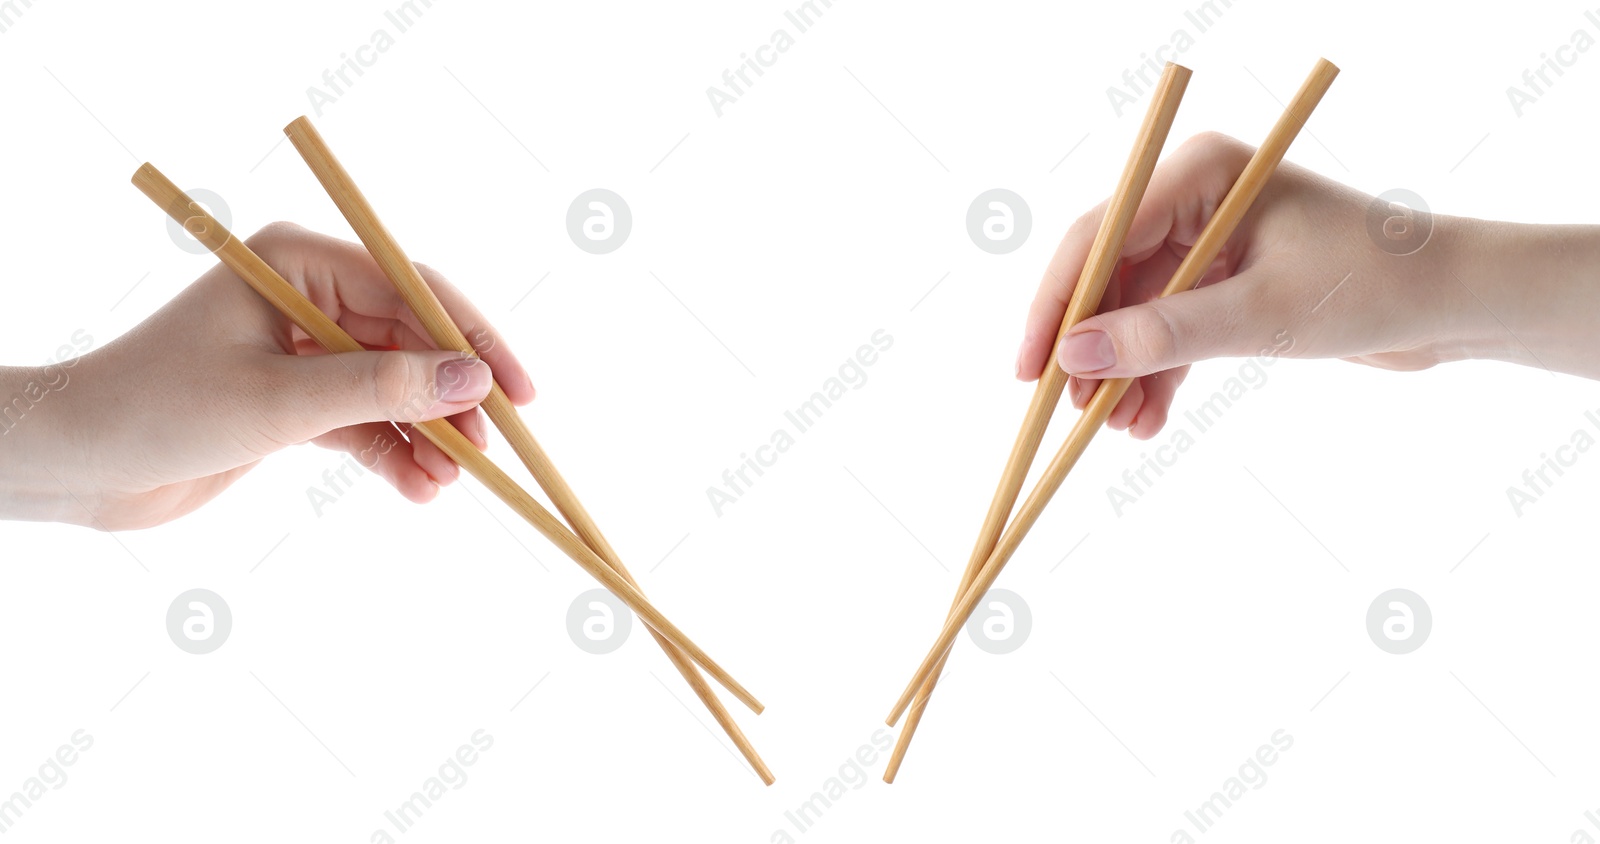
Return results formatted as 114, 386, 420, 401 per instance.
1068, 206, 1101, 235
1181, 130, 1235, 154
1180, 131, 1252, 169
370, 354, 425, 418
246, 221, 304, 255
1124, 303, 1182, 369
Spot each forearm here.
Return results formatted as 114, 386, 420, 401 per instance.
1448, 217, 1600, 379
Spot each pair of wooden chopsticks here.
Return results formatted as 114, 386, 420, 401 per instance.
882, 58, 1340, 781
132, 118, 773, 784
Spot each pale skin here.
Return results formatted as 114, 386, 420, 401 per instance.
3, 134, 1597, 530
0, 222, 534, 531
1019, 132, 1600, 435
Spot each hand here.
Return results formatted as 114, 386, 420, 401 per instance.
0, 222, 535, 530
1016, 132, 1600, 439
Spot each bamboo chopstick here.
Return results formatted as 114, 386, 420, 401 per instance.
131, 162, 764, 716
280, 116, 774, 783
882, 62, 1192, 783
886, 57, 1340, 729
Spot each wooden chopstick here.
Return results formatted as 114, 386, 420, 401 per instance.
886, 57, 1340, 728
882, 62, 1192, 783
279, 117, 774, 782
131, 162, 764, 717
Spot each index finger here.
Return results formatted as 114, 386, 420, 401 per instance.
269, 225, 537, 405
1017, 132, 1256, 382
1015, 199, 1112, 381
412, 261, 537, 406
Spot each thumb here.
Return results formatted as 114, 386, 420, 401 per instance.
1056, 276, 1265, 379
266, 350, 494, 441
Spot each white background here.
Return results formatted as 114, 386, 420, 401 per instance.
3, 0, 1599, 841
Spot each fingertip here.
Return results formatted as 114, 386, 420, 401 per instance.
489, 361, 536, 405
433, 458, 461, 485
501, 378, 536, 406
1128, 401, 1162, 438
1074, 377, 1102, 409
399, 471, 440, 504
1126, 367, 1186, 441
449, 407, 488, 450
472, 408, 489, 448
1059, 328, 1117, 377
1015, 338, 1045, 383
1129, 411, 1166, 440
383, 454, 440, 503
406, 427, 465, 487
1106, 381, 1143, 431
432, 354, 494, 409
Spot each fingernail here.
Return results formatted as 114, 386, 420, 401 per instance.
436, 357, 491, 402
1060, 330, 1116, 373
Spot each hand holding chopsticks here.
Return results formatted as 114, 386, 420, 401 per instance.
882, 60, 1194, 782
131, 161, 768, 755
884, 57, 1339, 773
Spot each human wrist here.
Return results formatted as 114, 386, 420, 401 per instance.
0, 362, 94, 524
